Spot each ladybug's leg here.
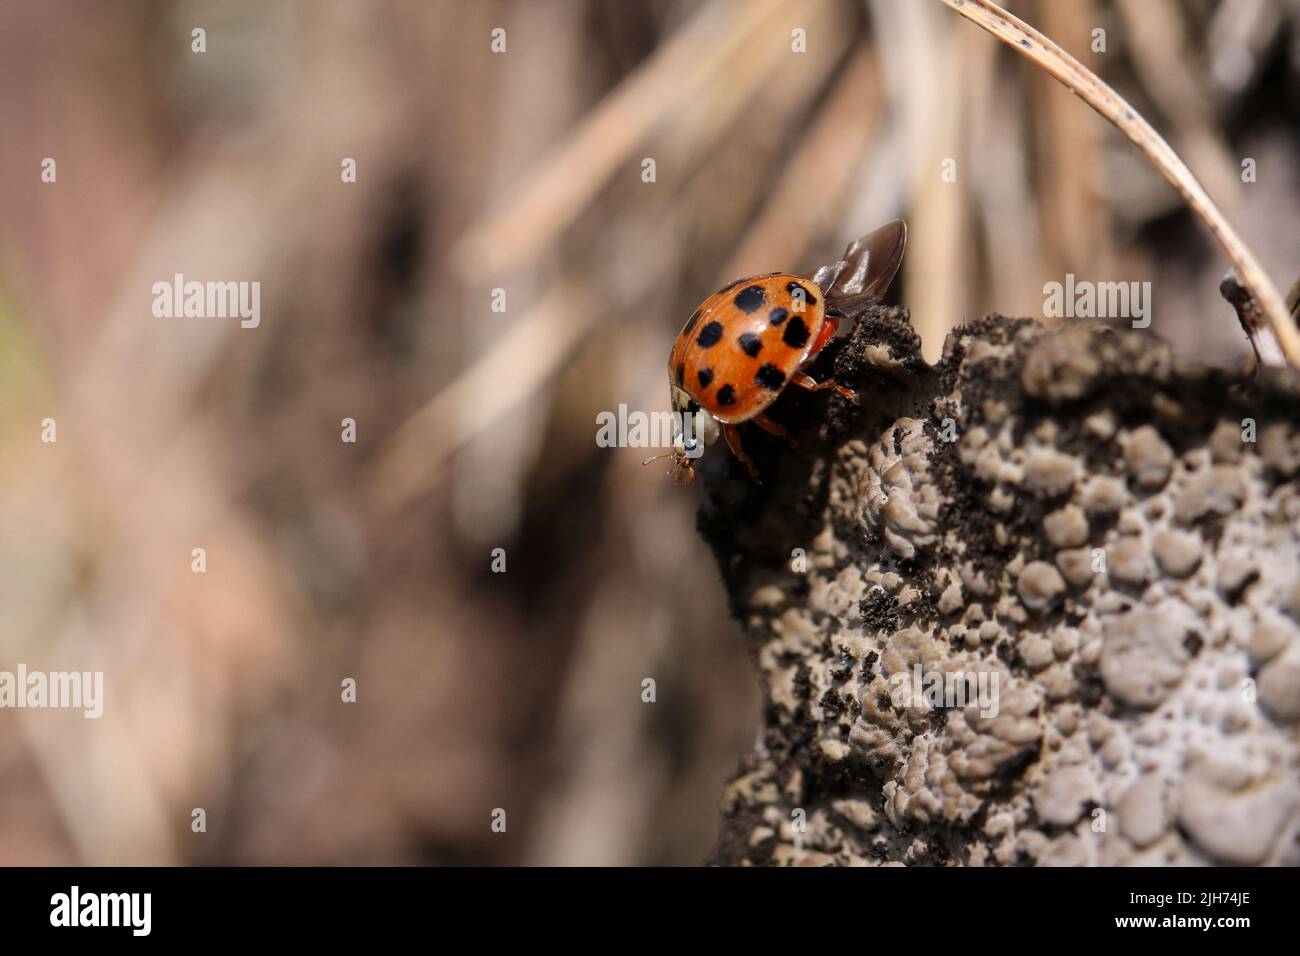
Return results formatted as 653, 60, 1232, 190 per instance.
753, 413, 797, 448
798, 312, 859, 402
791, 370, 858, 403
723, 424, 761, 483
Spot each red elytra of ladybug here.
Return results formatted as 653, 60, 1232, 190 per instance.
645, 220, 907, 486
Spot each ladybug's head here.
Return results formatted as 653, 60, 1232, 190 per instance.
668, 432, 700, 487
642, 386, 718, 486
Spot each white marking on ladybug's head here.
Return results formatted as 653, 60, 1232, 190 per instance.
670, 384, 693, 415
643, 386, 720, 486
669, 386, 719, 456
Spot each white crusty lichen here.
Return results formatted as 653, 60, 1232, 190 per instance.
712, 314, 1300, 867
842, 418, 941, 561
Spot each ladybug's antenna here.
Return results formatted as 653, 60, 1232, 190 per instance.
641, 452, 674, 466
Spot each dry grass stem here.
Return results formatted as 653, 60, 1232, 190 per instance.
941, 0, 1299, 368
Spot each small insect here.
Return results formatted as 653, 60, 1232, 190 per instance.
645, 220, 907, 486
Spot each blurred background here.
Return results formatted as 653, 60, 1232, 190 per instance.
0, 0, 1296, 865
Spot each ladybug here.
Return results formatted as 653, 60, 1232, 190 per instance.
645, 220, 906, 486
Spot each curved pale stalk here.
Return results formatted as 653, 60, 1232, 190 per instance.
940, 0, 1298, 368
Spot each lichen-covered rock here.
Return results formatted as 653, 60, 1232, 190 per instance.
846, 418, 941, 560
1043, 505, 1089, 549
1107, 537, 1154, 588
1152, 528, 1202, 578
1116, 775, 1168, 848
1257, 644, 1300, 723
1098, 605, 1192, 709
1174, 753, 1300, 865
704, 310, 1300, 867
1024, 448, 1080, 498
1018, 561, 1066, 610
1124, 426, 1175, 490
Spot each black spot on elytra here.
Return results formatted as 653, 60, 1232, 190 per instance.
716, 384, 736, 406
734, 284, 766, 314
696, 320, 723, 348
682, 308, 701, 335
674, 361, 684, 387
786, 281, 817, 307
768, 307, 789, 326
697, 368, 714, 389
755, 363, 785, 390
738, 332, 762, 357
782, 316, 810, 349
